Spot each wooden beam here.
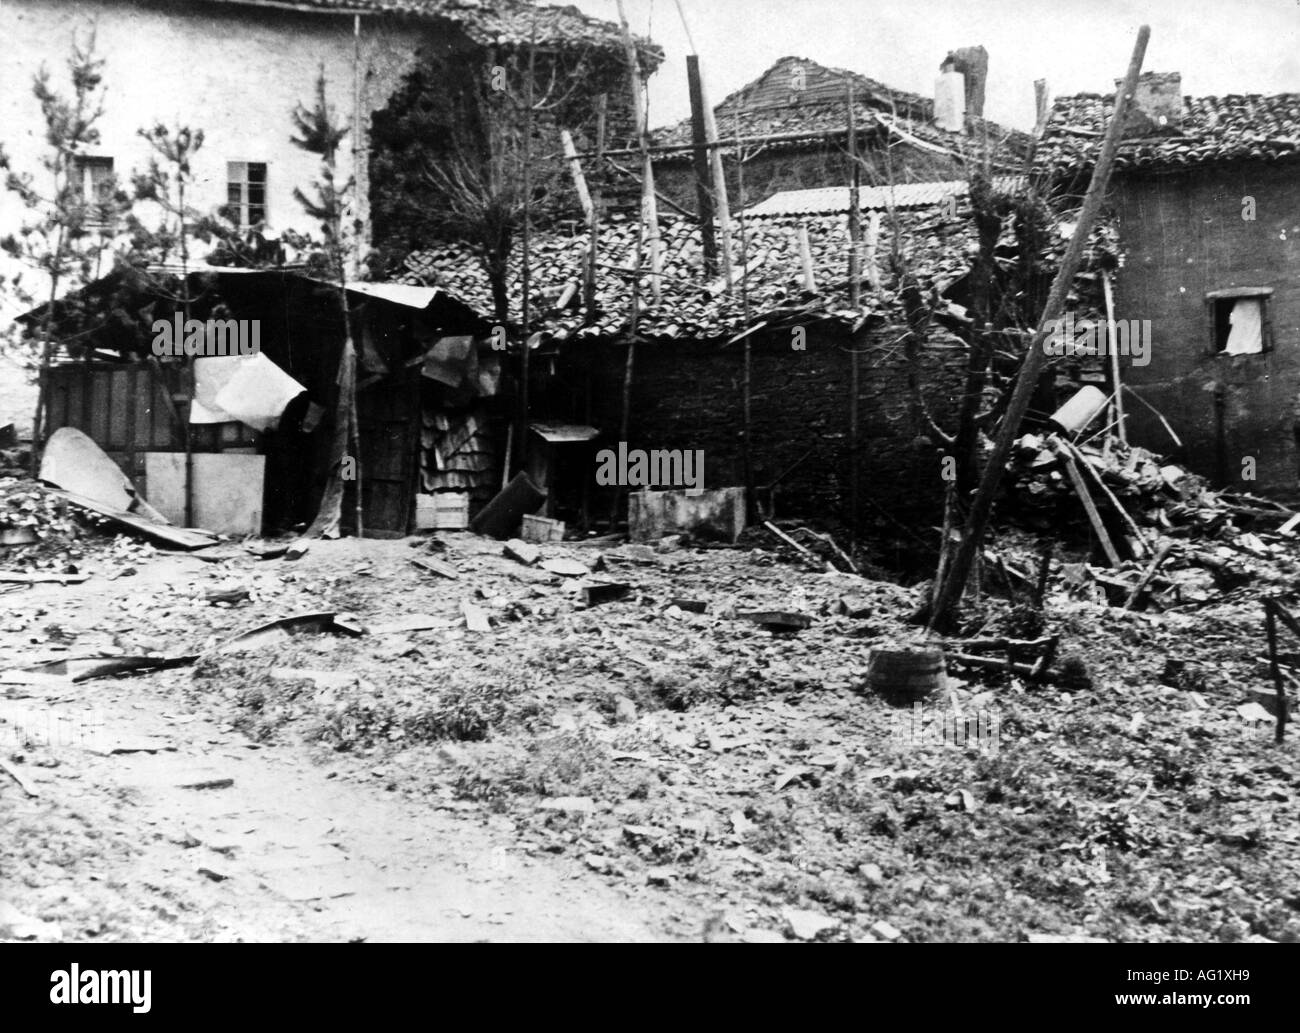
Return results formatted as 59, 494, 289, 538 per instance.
1103, 271, 1126, 444
560, 129, 593, 221
686, 54, 718, 277
1060, 450, 1123, 567
926, 25, 1150, 631
797, 222, 816, 291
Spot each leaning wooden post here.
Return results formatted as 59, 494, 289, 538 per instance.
847, 82, 864, 542
686, 55, 718, 277
698, 67, 734, 291
1264, 598, 1290, 744
585, 95, 606, 323
616, 0, 660, 303
1103, 271, 1126, 444
927, 26, 1150, 633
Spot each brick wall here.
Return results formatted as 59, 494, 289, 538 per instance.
1115, 161, 1300, 498
544, 324, 968, 525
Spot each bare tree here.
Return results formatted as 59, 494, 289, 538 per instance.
0, 29, 125, 468
289, 69, 365, 538
420, 37, 596, 325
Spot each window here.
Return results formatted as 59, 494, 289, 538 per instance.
71, 155, 115, 224
1208, 287, 1274, 355
226, 161, 267, 229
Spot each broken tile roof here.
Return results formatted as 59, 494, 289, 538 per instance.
138, 0, 660, 57
1037, 91, 1300, 175
401, 204, 985, 340
650, 56, 1030, 163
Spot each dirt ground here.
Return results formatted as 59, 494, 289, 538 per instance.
2, 528, 1299, 943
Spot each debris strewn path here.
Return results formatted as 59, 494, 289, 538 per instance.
0, 563, 676, 943
0, 674, 673, 942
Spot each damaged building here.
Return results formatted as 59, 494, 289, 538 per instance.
1038, 72, 1300, 499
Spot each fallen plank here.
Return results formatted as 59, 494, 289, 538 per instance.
34, 654, 198, 683
1122, 541, 1173, 611
368, 615, 458, 635
1058, 452, 1123, 567
0, 757, 39, 797
764, 521, 821, 567
790, 525, 859, 573
737, 610, 813, 632
0, 572, 90, 585
1059, 438, 1149, 558
948, 652, 1041, 678
49, 489, 219, 550
220, 612, 363, 651
411, 557, 459, 580
178, 777, 235, 791
540, 557, 589, 578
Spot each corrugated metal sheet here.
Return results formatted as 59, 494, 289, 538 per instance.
743, 177, 1026, 217
343, 282, 445, 309
530, 421, 599, 443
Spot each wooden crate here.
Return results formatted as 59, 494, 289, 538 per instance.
521, 513, 565, 542
415, 492, 469, 530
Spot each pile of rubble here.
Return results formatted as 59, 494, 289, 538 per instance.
1005, 429, 1300, 611
0, 476, 158, 581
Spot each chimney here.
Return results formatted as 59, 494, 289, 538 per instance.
948, 46, 988, 119
1116, 71, 1182, 135
935, 61, 965, 132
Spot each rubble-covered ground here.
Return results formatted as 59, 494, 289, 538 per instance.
3, 509, 1299, 942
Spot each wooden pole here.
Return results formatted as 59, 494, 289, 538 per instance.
735, 112, 754, 518
585, 94, 606, 324
698, 67, 733, 291
847, 83, 863, 542
927, 25, 1150, 633
1265, 598, 1291, 743
1103, 271, 1126, 444
615, 0, 660, 303
560, 129, 593, 221
516, 30, 537, 474
797, 222, 816, 291
687, 54, 718, 277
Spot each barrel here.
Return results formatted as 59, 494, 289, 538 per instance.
866, 647, 947, 705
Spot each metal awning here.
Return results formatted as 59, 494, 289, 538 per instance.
529, 421, 600, 444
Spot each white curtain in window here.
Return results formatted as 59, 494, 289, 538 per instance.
1224, 298, 1264, 355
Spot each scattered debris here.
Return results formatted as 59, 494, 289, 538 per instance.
540, 557, 590, 578
783, 907, 839, 940
503, 539, 541, 566
177, 777, 235, 791
469, 472, 546, 540
521, 514, 566, 543
577, 581, 631, 606
0, 757, 39, 797
736, 610, 813, 633
461, 602, 492, 632
33, 654, 198, 683
411, 557, 459, 580
220, 613, 364, 651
